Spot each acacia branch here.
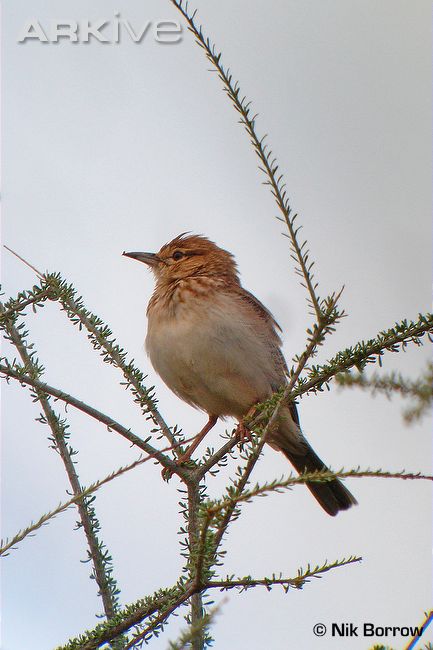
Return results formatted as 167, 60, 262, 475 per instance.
57, 556, 362, 650
207, 555, 362, 592
250, 313, 433, 424
0, 287, 52, 320
206, 467, 433, 520
1, 260, 175, 448
0, 306, 120, 619
166, 601, 225, 650
296, 313, 433, 398
60, 585, 193, 650
335, 364, 433, 423
1, 435, 196, 558
40, 273, 176, 448
282, 289, 345, 403
57, 551, 360, 650
170, 0, 322, 318
193, 464, 430, 596
188, 481, 206, 650
211, 427, 270, 552
123, 589, 195, 650
0, 361, 189, 478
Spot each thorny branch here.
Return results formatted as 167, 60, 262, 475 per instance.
56, 556, 362, 650
335, 363, 433, 423
0, 361, 189, 479
45, 275, 175, 447
0, 435, 197, 558
170, 0, 323, 319
0, 304, 120, 620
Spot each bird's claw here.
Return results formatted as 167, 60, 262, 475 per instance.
235, 421, 253, 447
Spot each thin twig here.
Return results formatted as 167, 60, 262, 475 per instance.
207, 556, 362, 591
207, 467, 433, 521
3, 244, 43, 277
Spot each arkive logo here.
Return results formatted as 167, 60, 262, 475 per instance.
17, 13, 183, 44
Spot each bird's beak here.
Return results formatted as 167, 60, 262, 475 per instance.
123, 251, 160, 267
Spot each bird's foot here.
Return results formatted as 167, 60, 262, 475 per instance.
235, 421, 253, 447
161, 440, 208, 481
161, 416, 218, 480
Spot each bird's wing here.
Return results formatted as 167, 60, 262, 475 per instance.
236, 287, 289, 379
236, 287, 300, 423
238, 288, 283, 332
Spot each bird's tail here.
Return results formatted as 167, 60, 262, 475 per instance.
281, 442, 357, 516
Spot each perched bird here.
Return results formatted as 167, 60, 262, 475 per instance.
124, 234, 357, 516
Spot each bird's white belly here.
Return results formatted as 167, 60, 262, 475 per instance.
146, 299, 273, 417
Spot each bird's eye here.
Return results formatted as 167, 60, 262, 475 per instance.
172, 250, 184, 261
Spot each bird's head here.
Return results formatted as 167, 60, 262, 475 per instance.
123, 233, 239, 285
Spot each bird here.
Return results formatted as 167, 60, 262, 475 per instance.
123, 233, 357, 516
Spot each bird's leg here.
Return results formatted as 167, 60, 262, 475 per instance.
235, 405, 257, 445
176, 415, 218, 464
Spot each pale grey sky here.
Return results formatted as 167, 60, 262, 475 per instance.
2, 1, 432, 649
